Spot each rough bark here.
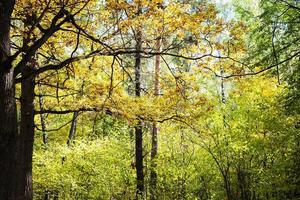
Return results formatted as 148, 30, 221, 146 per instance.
0, 0, 19, 199
150, 37, 161, 200
19, 66, 36, 200
0, 68, 18, 199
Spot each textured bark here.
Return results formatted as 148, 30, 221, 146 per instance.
135, 23, 144, 197
0, 68, 18, 199
0, 0, 19, 199
150, 37, 161, 200
19, 66, 36, 200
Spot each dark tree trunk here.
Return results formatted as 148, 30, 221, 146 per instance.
67, 111, 79, 147
0, 68, 18, 199
150, 37, 161, 200
135, 122, 144, 197
19, 66, 36, 200
135, 24, 144, 197
0, 0, 20, 199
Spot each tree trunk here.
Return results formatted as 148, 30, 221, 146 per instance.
0, 0, 19, 199
0, 68, 19, 199
150, 37, 161, 200
67, 111, 79, 147
135, 122, 144, 197
19, 66, 36, 200
135, 23, 144, 197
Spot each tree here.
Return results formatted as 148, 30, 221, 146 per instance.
0, 0, 115, 198
150, 34, 161, 200
0, 0, 20, 198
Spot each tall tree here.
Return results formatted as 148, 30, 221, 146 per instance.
0, 0, 18, 198
0, 0, 116, 198
134, 8, 144, 197
19, 64, 36, 200
150, 36, 161, 200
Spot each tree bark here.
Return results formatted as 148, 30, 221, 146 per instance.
0, 0, 19, 199
0, 68, 18, 199
19, 66, 36, 200
135, 22, 144, 197
135, 122, 144, 197
150, 37, 161, 200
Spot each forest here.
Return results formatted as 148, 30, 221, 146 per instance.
0, 0, 299, 199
